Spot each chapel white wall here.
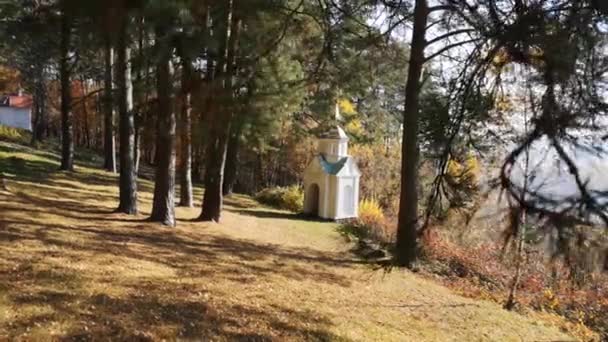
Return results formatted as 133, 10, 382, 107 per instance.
335, 177, 358, 219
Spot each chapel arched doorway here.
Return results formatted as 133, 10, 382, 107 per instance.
306, 184, 320, 216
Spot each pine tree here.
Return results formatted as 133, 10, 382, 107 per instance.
178, 59, 194, 207
199, 0, 239, 222
59, 1, 75, 171
103, 28, 116, 173
116, 2, 138, 214
149, 22, 177, 226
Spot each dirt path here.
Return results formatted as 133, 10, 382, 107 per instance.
0, 142, 574, 341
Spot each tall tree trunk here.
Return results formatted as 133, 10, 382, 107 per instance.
192, 147, 200, 182
256, 150, 264, 192
40, 82, 48, 140
150, 25, 176, 226
199, 0, 239, 222
81, 78, 91, 149
505, 207, 527, 310
95, 82, 103, 148
193, 4, 212, 185
223, 120, 242, 196
31, 70, 47, 143
31, 94, 39, 145
505, 103, 532, 310
60, 7, 74, 171
179, 61, 194, 207
134, 120, 141, 173
116, 10, 138, 214
395, 0, 428, 267
200, 115, 231, 222
103, 36, 117, 173
134, 15, 146, 175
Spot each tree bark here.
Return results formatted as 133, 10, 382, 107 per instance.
134, 15, 146, 175
103, 35, 117, 173
223, 120, 242, 196
150, 25, 176, 226
81, 78, 91, 148
505, 207, 526, 310
31, 94, 39, 145
200, 118, 231, 222
199, 0, 239, 222
31, 70, 47, 143
179, 61, 194, 207
505, 103, 532, 310
134, 111, 141, 174
395, 0, 428, 267
116, 10, 138, 215
95, 83, 103, 148
59, 6, 74, 171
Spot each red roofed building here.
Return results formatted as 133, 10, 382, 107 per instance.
0, 94, 32, 131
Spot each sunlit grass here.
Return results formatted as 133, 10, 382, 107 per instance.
0, 139, 579, 341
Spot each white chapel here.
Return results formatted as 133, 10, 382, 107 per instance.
303, 124, 361, 220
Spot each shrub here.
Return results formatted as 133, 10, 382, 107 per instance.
337, 221, 372, 241
339, 199, 395, 245
255, 187, 284, 209
420, 229, 607, 340
359, 198, 384, 226
0, 125, 29, 144
281, 186, 304, 212
338, 219, 395, 249
445, 153, 480, 192
255, 186, 303, 213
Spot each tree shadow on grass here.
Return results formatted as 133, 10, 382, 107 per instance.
228, 208, 331, 223
0, 153, 58, 183
4, 191, 135, 224
1, 257, 346, 341
1, 140, 107, 175
0, 181, 361, 283
223, 195, 260, 209
0, 142, 358, 340
0, 173, 361, 281
229, 208, 299, 220
5, 183, 154, 224
0, 142, 155, 193
0, 215, 361, 283
0, 216, 355, 340
52, 292, 348, 341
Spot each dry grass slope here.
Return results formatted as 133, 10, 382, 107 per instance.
0, 140, 576, 341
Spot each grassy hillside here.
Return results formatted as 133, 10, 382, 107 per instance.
0, 137, 578, 341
